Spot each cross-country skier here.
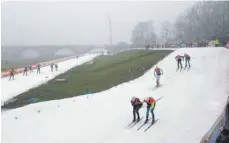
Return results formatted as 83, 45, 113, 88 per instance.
154, 66, 163, 87
37, 63, 41, 74
23, 66, 28, 76
131, 96, 143, 122
9, 68, 15, 80
50, 63, 54, 72
184, 53, 191, 69
142, 97, 156, 124
29, 64, 33, 73
55, 64, 58, 71
175, 55, 183, 71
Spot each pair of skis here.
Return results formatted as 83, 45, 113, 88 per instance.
125, 117, 158, 132
183, 66, 191, 71
176, 66, 191, 72
124, 117, 144, 129
149, 84, 163, 91
137, 118, 158, 132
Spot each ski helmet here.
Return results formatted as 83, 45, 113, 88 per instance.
131, 96, 136, 102
145, 97, 150, 102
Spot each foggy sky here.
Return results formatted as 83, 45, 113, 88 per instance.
1, 1, 195, 46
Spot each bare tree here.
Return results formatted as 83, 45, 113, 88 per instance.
131, 21, 157, 48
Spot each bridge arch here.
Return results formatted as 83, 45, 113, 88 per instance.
54, 48, 75, 56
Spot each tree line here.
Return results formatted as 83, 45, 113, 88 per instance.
131, 1, 229, 47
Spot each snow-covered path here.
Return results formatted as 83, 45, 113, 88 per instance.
1, 54, 99, 105
2, 48, 229, 143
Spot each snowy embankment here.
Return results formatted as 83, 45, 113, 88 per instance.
2, 48, 229, 143
1, 53, 100, 105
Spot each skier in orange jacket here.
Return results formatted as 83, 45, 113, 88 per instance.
142, 97, 156, 123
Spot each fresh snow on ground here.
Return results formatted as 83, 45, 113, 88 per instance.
1, 54, 99, 105
2, 48, 229, 143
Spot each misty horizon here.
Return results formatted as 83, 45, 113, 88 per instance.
1, 1, 195, 46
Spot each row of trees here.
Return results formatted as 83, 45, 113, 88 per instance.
131, 1, 229, 47
174, 1, 229, 45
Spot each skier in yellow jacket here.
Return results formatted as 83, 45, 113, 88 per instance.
142, 97, 156, 124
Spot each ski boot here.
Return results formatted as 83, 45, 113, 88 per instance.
145, 118, 149, 123
132, 118, 136, 122
137, 118, 140, 122
152, 118, 155, 124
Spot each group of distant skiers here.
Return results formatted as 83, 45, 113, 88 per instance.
175, 53, 191, 71
129, 53, 191, 124
9, 62, 58, 80
22, 64, 36, 76
22, 63, 42, 76
50, 63, 58, 72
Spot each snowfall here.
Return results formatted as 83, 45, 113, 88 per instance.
1, 48, 229, 143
